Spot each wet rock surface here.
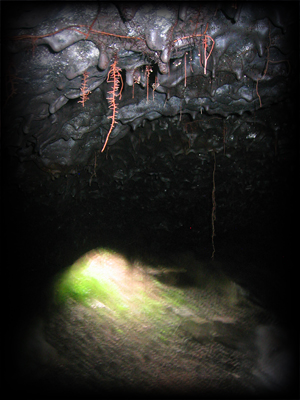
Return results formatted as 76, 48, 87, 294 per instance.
3, 3, 297, 238
2, 3, 298, 398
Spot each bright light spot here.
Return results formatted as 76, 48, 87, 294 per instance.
51, 248, 175, 323
49, 248, 248, 373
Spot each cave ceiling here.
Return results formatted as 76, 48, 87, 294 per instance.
2, 2, 298, 251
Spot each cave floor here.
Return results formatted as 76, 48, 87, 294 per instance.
11, 248, 283, 398
3, 188, 297, 398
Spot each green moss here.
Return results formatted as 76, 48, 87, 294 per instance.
51, 248, 198, 338
54, 270, 124, 311
53, 250, 122, 308
162, 287, 188, 310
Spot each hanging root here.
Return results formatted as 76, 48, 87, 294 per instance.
145, 65, 152, 103
78, 71, 91, 107
101, 59, 123, 152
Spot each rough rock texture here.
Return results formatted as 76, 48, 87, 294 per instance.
3, 3, 297, 241
2, 3, 298, 397
11, 250, 298, 398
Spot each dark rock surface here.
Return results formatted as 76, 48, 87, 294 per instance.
2, 2, 298, 398
3, 2, 297, 214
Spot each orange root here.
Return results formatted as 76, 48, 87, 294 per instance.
101, 60, 123, 152
78, 71, 91, 107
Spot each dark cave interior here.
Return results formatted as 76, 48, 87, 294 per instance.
2, 2, 299, 398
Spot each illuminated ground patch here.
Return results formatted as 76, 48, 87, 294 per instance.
52, 248, 190, 337
17, 248, 285, 396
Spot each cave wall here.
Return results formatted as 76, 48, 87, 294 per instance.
2, 4, 299, 396
2, 2, 298, 253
